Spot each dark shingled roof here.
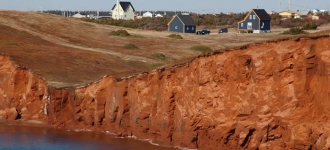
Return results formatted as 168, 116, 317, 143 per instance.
177, 15, 196, 26
253, 9, 271, 20
112, 2, 135, 12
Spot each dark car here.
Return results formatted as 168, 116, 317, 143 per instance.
218, 28, 228, 33
196, 29, 210, 35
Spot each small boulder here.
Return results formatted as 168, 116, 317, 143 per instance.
4, 108, 18, 120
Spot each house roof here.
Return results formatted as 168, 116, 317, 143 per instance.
112, 2, 135, 12
279, 10, 311, 16
252, 9, 271, 20
289, 10, 310, 16
176, 15, 196, 26
238, 9, 271, 23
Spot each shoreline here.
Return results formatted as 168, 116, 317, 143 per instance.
0, 119, 181, 150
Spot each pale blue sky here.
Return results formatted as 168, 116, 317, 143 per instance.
1, 0, 329, 13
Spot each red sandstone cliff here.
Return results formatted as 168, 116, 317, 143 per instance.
1, 36, 330, 149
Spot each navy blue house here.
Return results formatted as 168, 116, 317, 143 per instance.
168, 15, 196, 33
238, 9, 271, 33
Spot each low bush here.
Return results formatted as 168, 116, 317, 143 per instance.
190, 45, 212, 53
123, 43, 139, 49
151, 53, 166, 61
167, 34, 183, 39
110, 29, 130, 37
301, 22, 318, 30
282, 27, 307, 35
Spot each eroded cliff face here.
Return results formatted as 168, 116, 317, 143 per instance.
1, 36, 330, 149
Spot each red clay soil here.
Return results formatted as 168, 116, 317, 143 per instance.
2, 11, 330, 149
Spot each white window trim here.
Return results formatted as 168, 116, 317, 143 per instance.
241, 23, 243, 27
249, 15, 252, 19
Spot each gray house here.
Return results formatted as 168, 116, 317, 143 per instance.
168, 15, 196, 33
238, 9, 271, 33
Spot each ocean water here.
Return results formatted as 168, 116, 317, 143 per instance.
0, 123, 177, 150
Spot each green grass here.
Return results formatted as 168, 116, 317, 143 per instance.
1, 42, 18, 46
282, 27, 307, 35
123, 43, 139, 49
151, 53, 166, 61
190, 45, 212, 53
301, 22, 318, 30
33, 36, 41, 39
110, 29, 144, 38
110, 29, 130, 37
167, 34, 183, 39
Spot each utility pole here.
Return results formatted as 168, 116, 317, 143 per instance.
288, 0, 291, 10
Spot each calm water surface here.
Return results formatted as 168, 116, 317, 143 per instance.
0, 123, 177, 150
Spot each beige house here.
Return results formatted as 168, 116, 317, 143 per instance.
111, 0, 135, 20
312, 15, 320, 20
279, 10, 312, 19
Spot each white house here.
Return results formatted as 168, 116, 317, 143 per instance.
142, 11, 153, 18
111, 0, 135, 20
155, 14, 163, 17
72, 13, 87, 18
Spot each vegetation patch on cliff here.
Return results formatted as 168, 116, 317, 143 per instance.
123, 44, 140, 49
190, 45, 212, 53
301, 22, 318, 30
282, 27, 307, 35
110, 29, 131, 37
1, 42, 18, 46
167, 34, 183, 39
151, 53, 167, 61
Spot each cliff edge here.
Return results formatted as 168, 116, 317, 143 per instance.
1, 34, 330, 149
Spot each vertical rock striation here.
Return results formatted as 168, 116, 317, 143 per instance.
1, 36, 330, 149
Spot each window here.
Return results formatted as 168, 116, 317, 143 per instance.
124, 15, 127, 18
253, 15, 256, 19
247, 22, 252, 29
192, 27, 194, 30
261, 22, 264, 29
249, 15, 252, 19
241, 23, 243, 27
175, 26, 178, 29
187, 26, 189, 30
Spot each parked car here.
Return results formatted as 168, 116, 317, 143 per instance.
196, 29, 210, 35
218, 28, 228, 33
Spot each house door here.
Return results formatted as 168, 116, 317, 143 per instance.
247, 22, 252, 29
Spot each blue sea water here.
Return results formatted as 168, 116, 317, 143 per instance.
0, 124, 177, 150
